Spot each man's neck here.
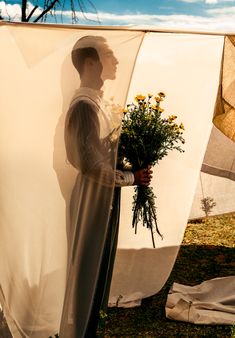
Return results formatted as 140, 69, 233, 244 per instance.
80, 77, 103, 91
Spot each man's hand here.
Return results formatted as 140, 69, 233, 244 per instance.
133, 166, 153, 186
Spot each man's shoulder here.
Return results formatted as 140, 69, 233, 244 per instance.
70, 96, 99, 112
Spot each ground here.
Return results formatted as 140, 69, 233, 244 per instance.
99, 213, 235, 337
1, 213, 235, 337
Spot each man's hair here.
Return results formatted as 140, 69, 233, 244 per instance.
71, 36, 107, 75
72, 47, 99, 75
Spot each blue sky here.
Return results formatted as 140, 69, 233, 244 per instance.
1, 0, 235, 32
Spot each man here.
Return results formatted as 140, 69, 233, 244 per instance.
59, 36, 152, 338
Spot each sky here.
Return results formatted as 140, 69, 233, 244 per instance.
1, 0, 235, 32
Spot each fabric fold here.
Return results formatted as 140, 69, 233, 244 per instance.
213, 36, 235, 142
166, 276, 235, 325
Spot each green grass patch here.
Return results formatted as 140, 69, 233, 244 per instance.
99, 212, 235, 337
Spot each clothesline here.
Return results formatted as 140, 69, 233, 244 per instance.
1, 20, 235, 36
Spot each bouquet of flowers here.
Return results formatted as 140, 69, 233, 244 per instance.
118, 93, 185, 247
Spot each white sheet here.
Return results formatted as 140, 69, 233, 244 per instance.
0, 22, 226, 336
166, 276, 235, 324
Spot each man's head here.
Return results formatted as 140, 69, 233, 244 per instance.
72, 36, 118, 81
72, 46, 100, 76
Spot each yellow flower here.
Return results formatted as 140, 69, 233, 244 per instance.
179, 123, 185, 130
148, 93, 153, 98
158, 92, 166, 98
123, 108, 128, 113
135, 94, 146, 101
158, 107, 164, 113
168, 115, 177, 120
154, 96, 161, 103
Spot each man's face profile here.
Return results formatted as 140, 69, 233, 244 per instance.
98, 43, 119, 81
72, 36, 118, 83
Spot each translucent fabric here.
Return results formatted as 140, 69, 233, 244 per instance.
0, 22, 143, 337
189, 172, 235, 219
109, 32, 224, 307
202, 126, 235, 181
194, 36, 235, 219
59, 35, 139, 335
0, 22, 228, 336
213, 36, 235, 142
199, 35, 235, 206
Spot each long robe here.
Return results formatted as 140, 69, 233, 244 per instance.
59, 87, 121, 338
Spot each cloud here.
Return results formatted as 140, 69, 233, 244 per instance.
207, 4, 235, 12
1, 1, 235, 33
57, 9, 235, 32
0, 1, 42, 20
0, 1, 21, 20
205, 0, 218, 3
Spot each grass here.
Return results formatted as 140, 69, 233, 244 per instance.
1, 213, 235, 337
99, 212, 235, 337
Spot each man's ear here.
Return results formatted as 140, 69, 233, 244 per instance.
86, 57, 97, 67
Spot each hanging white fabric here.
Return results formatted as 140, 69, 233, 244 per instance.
0, 22, 144, 337
0, 21, 227, 336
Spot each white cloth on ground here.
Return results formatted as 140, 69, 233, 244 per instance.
166, 276, 235, 325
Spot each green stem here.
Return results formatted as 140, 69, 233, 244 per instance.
132, 186, 161, 247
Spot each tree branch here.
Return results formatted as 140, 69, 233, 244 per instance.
26, 5, 39, 21
21, 0, 27, 21
33, 0, 60, 22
